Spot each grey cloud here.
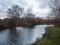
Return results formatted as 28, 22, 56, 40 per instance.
0, 0, 50, 18
0, 0, 49, 12
36, 0, 49, 8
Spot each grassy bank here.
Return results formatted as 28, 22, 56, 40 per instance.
31, 26, 60, 45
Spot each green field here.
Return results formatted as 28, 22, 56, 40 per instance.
31, 27, 60, 45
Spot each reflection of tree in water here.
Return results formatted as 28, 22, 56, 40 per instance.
18, 28, 34, 45
7, 27, 35, 45
8, 28, 19, 45
27, 28, 34, 44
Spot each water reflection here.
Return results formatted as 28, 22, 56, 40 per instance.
8, 28, 19, 45
0, 29, 9, 45
0, 25, 54, 45
18, 28, 34, 45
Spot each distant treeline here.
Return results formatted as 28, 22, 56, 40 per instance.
0, 17, 54, 29
1, 4, 60, 29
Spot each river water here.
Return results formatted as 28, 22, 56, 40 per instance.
0, 25, 54, 45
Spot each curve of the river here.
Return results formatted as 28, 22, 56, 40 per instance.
0, 25, 54, 45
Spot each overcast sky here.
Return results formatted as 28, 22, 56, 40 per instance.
0, 0, 50, 19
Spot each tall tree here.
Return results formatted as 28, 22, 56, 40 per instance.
25, 9, 35, 23
7, 5, 23, 28
7, 5, 23, 18
49, 0, 60, 26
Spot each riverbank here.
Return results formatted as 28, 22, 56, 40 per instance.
0, 17, 53, 29
0, 18, 36, 29
31, 26, 60, 45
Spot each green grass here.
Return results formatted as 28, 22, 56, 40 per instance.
31, 27, 60, 45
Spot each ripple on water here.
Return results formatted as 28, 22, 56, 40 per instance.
0, 25, 54, 45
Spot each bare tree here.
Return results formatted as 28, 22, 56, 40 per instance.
48, 0, 60, 9
25, 9, 35, 23
7, 5, 23, 28
48, 0, 60, 26
7, 5, 23, 18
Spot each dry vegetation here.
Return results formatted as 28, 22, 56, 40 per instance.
0, 17, 51, 29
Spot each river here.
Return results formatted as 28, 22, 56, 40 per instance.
0, 25, 54, 45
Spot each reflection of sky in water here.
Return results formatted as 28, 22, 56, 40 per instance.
0, 25, 54, 45
0, 29, 9, 45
